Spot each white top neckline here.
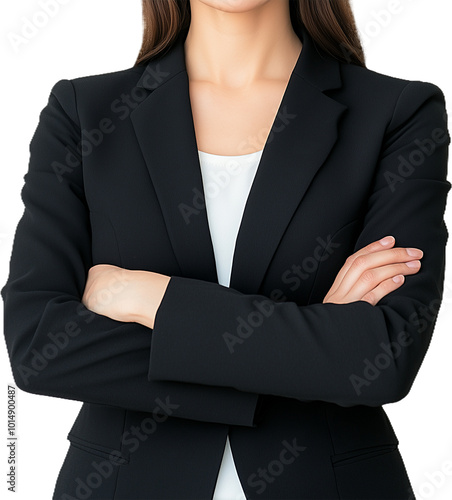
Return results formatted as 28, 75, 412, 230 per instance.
198, 149, 263, 159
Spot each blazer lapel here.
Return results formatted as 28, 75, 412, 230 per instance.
130, 24, 347, 294
131, 32, 218, 284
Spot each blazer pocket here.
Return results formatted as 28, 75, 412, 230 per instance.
53, 433, 128, 499
331, 443, 397, 467
67, 432, 129, 465
330, 444, 415, 498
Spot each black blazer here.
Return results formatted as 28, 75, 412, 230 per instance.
2, 23, 450, 499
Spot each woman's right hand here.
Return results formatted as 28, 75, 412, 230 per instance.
323, 236, 423, 306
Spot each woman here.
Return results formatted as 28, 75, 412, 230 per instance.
2, 0, 450, 498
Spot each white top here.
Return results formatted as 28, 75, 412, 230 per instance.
197, 147, 263, 499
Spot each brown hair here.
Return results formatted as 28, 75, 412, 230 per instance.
135, 0, 365, 67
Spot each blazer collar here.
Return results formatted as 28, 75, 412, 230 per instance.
131, 23, 347, 294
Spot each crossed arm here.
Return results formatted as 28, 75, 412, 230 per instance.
2, 78, 450, 426
81, 235, 424, 329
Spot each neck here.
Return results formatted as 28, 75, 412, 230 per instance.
184, 0, 302, 89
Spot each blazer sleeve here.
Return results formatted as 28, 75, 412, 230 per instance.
148, 80, 451, 407
1, 79, 260, 427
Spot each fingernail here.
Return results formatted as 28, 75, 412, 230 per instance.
393, 275, 404, 283
406, 248, 423, 257
406, 260, 421, 268
380, 236, 395, 246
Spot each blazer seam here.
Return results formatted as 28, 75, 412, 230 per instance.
106, 211, 124, 268
385, 80, 412, 134
322, 404, 341, 498
88, 209, 124, 268
139, 66, 186, 91
112, 409, 129, 498
165, 67, 186, 85
68, 79, 82, 131
292, 71, 319, 91
51, 80, 87, 203
50, 80, 81, 132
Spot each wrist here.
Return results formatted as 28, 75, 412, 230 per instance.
128, 271, 171, 329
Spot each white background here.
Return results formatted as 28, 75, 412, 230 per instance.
0, 1, 451, 499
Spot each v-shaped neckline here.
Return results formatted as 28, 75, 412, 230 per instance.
186, 40, 304, 183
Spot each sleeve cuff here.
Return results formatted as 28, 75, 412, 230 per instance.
147, 275, 260, 427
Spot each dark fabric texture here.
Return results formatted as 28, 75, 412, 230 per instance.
2, 22, 449, 499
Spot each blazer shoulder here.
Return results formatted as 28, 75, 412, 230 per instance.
49, 65, 148, 121
338, 62, 448, 135
70, 64, 144, 87
340, 61, 446, 102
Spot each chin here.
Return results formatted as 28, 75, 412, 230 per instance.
198, 0, 273, 14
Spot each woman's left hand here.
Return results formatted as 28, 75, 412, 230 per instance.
81, 264, 171, 329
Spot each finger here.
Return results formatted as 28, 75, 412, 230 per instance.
345, 260, 421, 302
332, 246, 423, 299
360, 274, 406, 306
326, 235, 396, 298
